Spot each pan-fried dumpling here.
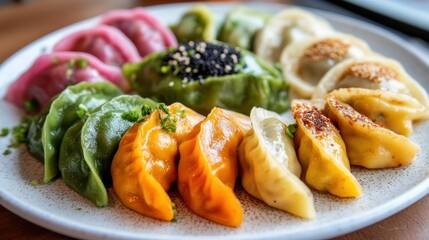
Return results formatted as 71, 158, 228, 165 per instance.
255, 8, 334, 64
53, 25, 141, 66
327, 88, 429, 136
238, 107, 315, 219
282, 34, 372, 99
324, 94, 420, 169
312, 56, 429, 109
178, 108, 250, 227
99, 7, 177, 57
292, 100, 362, 197
112, 103, 204, 221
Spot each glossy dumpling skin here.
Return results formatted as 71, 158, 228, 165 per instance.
59, 96, 156, 207
324, 94, 420, 169
312, 56, 429, 110
292, 100, 362, 197
255, 8, 334, 65
282, 34, 372, 99
327, 88, 429, 136
53, 25, 141, 66
178, 108, 250, 227
112, 103, 204, 221
218, 7, 269, 50
27, 82, 123, 182
238, 107, 315, 219
100, 7, 177, 57
4, 52, 128, 111
171, 5, 215, 43
124, 41, 289, 115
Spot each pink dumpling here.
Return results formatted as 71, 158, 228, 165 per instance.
99, 7, 178, 57
5, 51, 128, 111
53, 25, 141, 66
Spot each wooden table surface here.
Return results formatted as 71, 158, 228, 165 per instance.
0, 0, 428, 239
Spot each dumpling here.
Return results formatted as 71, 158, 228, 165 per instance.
26, 82, 123, 182
99, 7, 177, 57
238, 107, 315, 219
312, 56, 429, 109
292, 100, 362, 197
324, 94, 420, 169
254, 8, 334, 65
53, 25, 141, 66
171, 5, 216, 43
178, 108, 250, 227
124, 41, 288, 115
282, 33, 372, 99
4, 52, 128, 112
326, 88, 429, 136
59, 96, 156, 207
112, 103, 204, 221
218, 7, 269, 50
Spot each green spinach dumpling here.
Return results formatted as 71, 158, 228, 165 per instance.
124, 41, 289, 115
59, 95, 156, 207
218, 7, 269, 50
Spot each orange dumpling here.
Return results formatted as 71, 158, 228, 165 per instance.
111, 102, 204, 221
178, 107, 250, 227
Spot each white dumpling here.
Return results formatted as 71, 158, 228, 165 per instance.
312, 56, 429, 110
281, 33, 372, 99
327, 88, 429, 136
238, 107, 315, 219
254, 8, 333, 65
324, 94, 420, 169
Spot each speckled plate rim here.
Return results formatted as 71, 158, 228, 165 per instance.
0, 2, 428, 240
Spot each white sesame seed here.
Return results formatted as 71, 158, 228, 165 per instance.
168, 81, 175, 87
185, 67, 191, 73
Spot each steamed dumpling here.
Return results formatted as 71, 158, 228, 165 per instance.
178, 108, 250, 227
324, 94, 420, 169
171, 5, 216, 42
327, 88, 429, 136
53, 25, 141, 66
312, 56, 429, 110
238, 107, 315, 219
4, 52, 128, 112
282, 34, 372, 99
255, 8, 334, 65
99, 7, 177, 57
112, 103, 204, 221
292, 100, 362, 197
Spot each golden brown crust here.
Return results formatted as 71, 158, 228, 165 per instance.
302, 39, 350, 61
342, 62, 397, 83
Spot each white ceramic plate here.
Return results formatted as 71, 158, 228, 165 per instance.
0, 2, 428, 240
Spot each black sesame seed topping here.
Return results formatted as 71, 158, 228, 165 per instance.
161, 41, 245, 83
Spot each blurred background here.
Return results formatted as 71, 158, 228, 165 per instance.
0, 0, 428, 63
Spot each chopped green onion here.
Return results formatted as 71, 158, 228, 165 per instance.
3, 149, 11, 155
30, 179, 39, 186
286, 124, 298, 138
1, 128, 9, 137
142, 105, 154, 117
76, 58, 88, 68
122, 109, 142, 122
23, 99, 38, 114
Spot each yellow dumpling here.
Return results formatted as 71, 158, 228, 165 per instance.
292, 100, 362, 198
324, 94, 420, 168
327, 88, 429, 136
238, 107, 315, 219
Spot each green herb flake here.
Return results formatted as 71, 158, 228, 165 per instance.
76, 104, 89, 119
76, 58, 88, 68
12, 125, 28, 144
156, 103, 177, 133
122, 109, 142, 122
68, 59, 75, 68
65, 68, 73, 78
171, 203, 177, 222
160, 65, 172, 74
175, 109, 187, 118
142, 105, 154, 117
3, 149, 11, 155
286, 124, 298, 138
30, 179, 39, 186
23, 99, 38, 114
1, 128, 9, 137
